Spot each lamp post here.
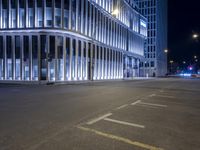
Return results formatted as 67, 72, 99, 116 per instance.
170, 60, 174, 74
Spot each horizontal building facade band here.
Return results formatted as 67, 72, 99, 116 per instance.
0, 0, 146, 82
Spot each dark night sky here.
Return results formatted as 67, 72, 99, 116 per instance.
168, 0, 200, 64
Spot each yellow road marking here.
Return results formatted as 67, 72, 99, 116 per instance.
77, 126, 164, 150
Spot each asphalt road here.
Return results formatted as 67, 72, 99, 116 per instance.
0, 78, 200, 150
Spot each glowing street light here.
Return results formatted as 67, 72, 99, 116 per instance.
164, 49, 168, 53
111, 9, 119, 15
170, 60, 174, 74
193, 33, 199, 39
194, 55, 197, 59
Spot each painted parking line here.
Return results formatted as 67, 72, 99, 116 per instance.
77, 126, 164, 150
86, 113, 112, 125
104, 118, 145, 129
149, 94, 156, 97
131, 100, 141, 106
139, 102, 167, 108
154, 95, 175, 99
115, 104, 128, 110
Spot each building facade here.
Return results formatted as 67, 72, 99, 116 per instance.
136, 0, 168, 77
0, 0, 147, 82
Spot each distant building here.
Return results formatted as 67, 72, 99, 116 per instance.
135, 0, 168, 77
0, 0, 147, 82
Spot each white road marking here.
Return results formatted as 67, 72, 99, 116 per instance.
116, 104, 128, 110
131, 100, 141, 106
149, 94, 156, 97
104, 118, 145, 128
155, 95, 175, 99
139, 102, 167, 108
137, 104, 159, 109
86, 113, 112, 125
77, 126, 163, 150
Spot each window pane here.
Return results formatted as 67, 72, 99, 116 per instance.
65, 37, 70, 80
64, 0, 69, 29
32, 36, 38, 80
57, 36, 63, 80
15, 36, 21, 80
24, 36, 29, 80
0, 36, 3, 79
6, 36, 12, 80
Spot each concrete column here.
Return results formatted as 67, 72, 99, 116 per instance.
63, 36, 66, 81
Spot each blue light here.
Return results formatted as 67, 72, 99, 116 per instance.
180, 73, 191, 77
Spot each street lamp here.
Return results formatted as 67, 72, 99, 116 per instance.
193, 34, 199, 39
164, 49, 168, 53
170, 60, 174, 74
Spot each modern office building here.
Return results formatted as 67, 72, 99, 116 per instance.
136, 0, 168, 77
0, 0, 147, 82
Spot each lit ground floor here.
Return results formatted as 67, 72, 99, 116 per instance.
0, 30, 141, 82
